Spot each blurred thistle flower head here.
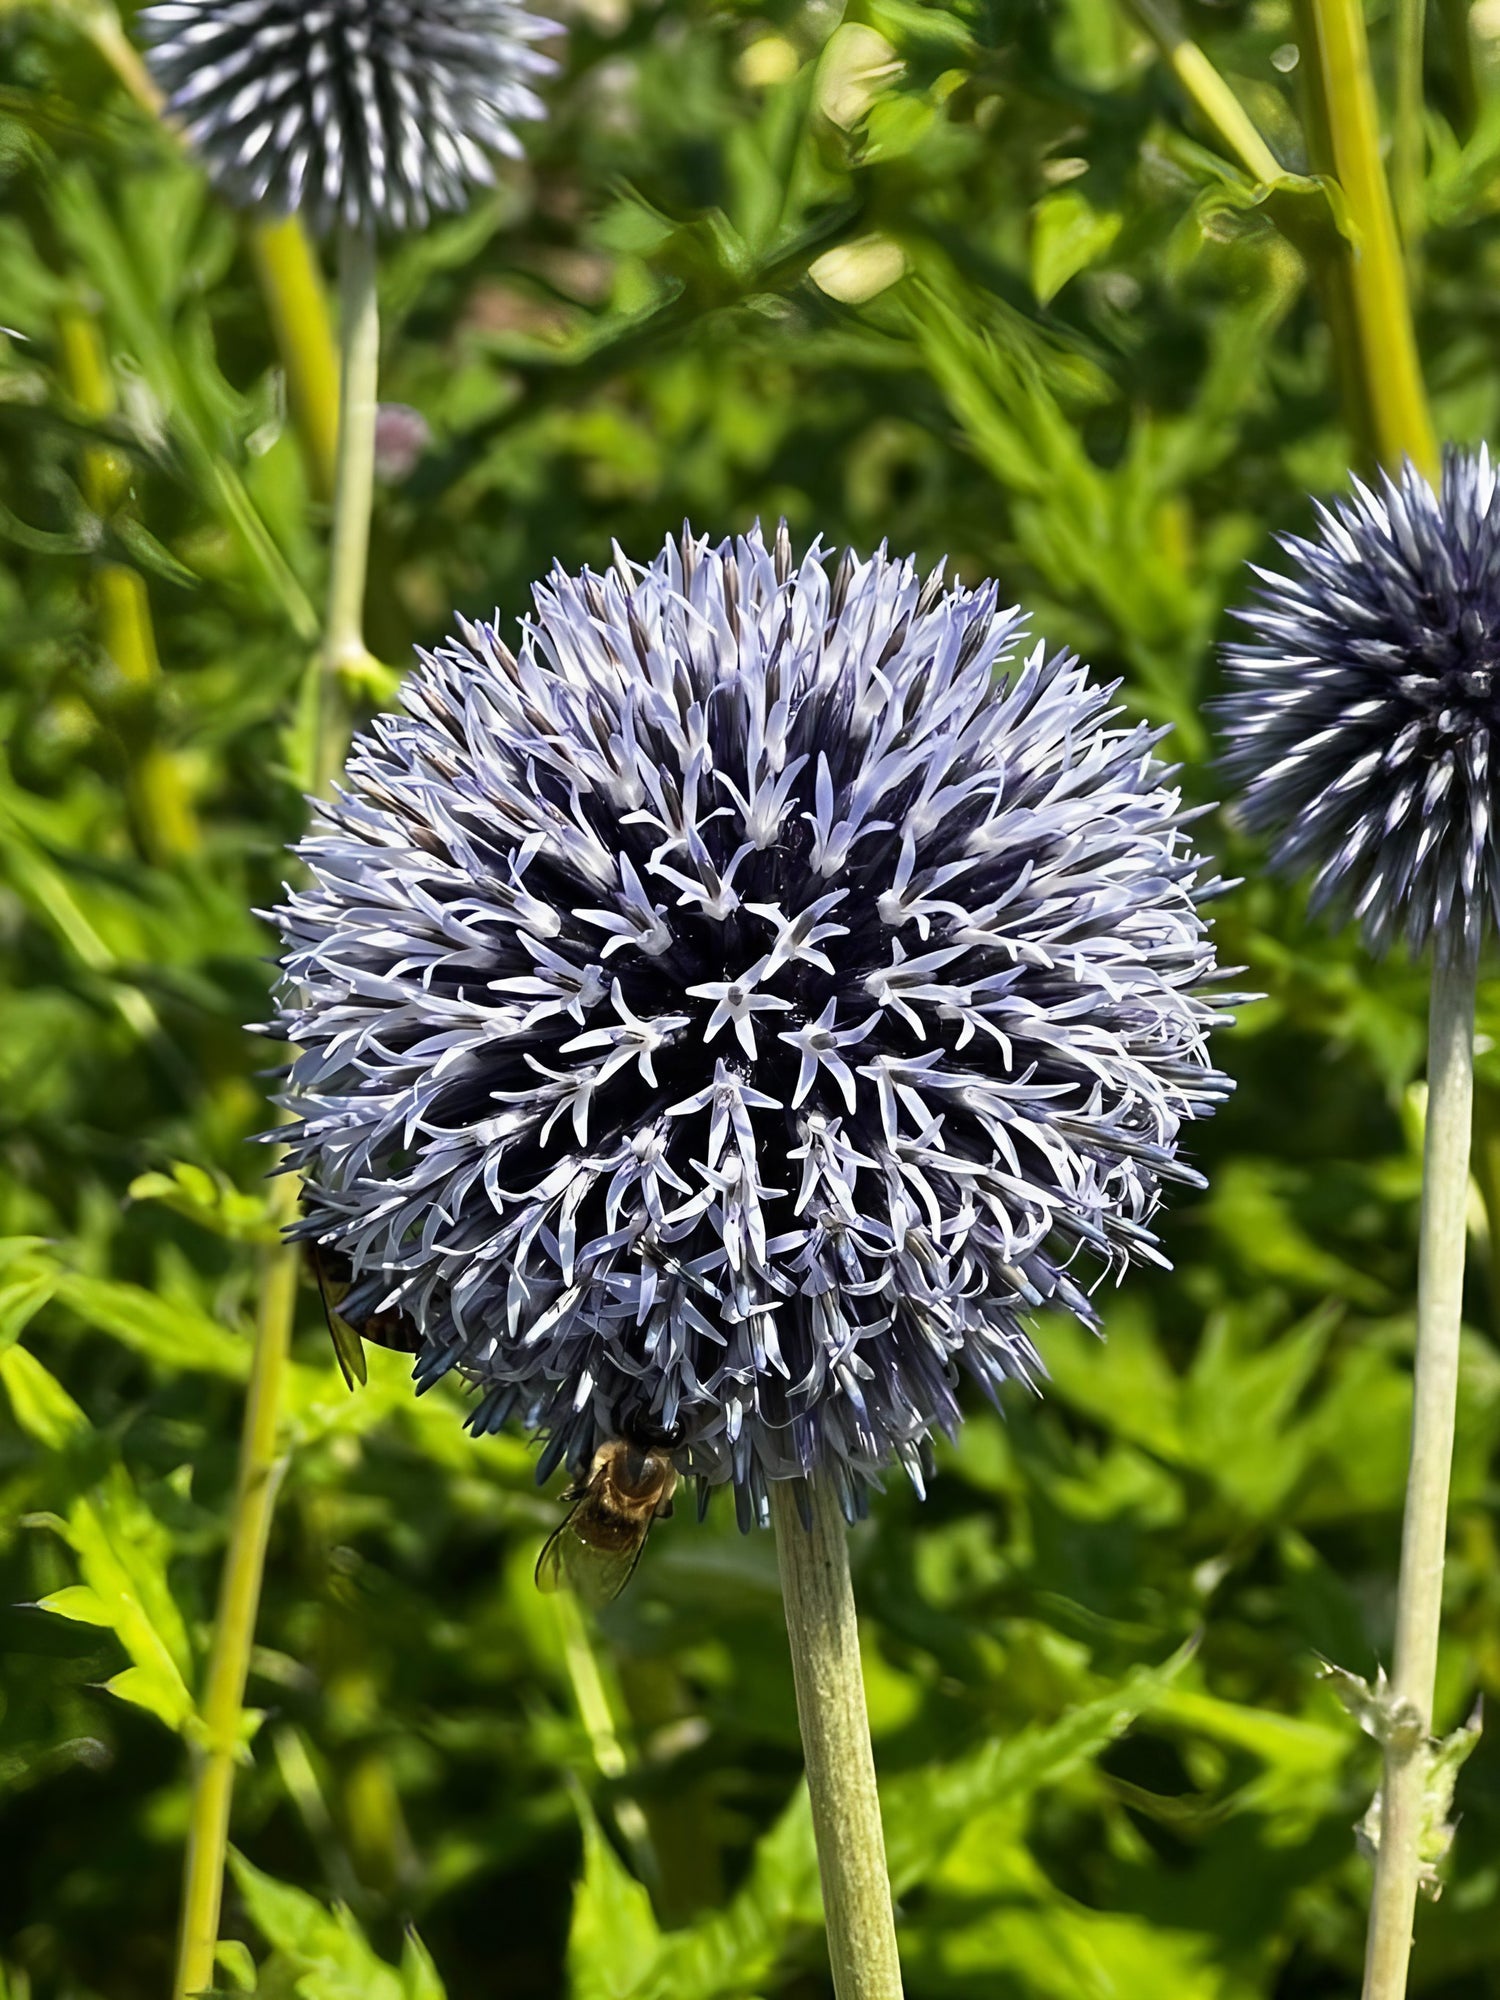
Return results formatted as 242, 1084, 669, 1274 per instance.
1221, 447, 1500, 959
273, 524, 1232, 1523
140, 0, 556, 236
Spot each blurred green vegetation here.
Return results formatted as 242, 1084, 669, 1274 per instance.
4, 0, 1500, 1993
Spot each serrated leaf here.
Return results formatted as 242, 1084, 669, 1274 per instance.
566, 1794, 664, 2000
1030, 189, 1123, 305
33, 1469, 197, 1736
229, 1851, 437, 2000
53, 1270, 248, 1377
0, 1345, 91, 1449
103, 1662, 194, 1733
214, 1940, 258, 1993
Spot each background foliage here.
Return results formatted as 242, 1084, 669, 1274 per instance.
4, 0, 1500, 1993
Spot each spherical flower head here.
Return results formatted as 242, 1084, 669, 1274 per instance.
140, 0, 556, 236
272, 525, 1231, 1522
1221, 447, 1500, 958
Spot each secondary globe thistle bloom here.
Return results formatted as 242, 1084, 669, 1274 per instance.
140, 0, 555, 236
1221, 448, 1500, 957
273, 525, 1231, 1521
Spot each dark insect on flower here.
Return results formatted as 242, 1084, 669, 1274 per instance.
139, 0, 556, 236
272, 524, 1232, 1524
535, 1416, 682, 1604
1220, 448, 1500, 958
306, 1240, 421, 1389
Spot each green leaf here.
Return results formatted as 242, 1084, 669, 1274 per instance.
229, 1851, 442, 2000
214, 1940, 258, 1993
34, 1468, 196, 1735
640, 1647, 1192, 1999
566, 1795, 664, 2000
53, 1270, 249, 1377
127, 1163, 281, 1244
0, 1345, 91, 1450
1030, 189, 1123, 305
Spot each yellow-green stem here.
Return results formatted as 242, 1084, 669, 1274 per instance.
1123, 0, 1285, 181
1295, 0, 1438, 475
1392, 0, 1428, 259
56, 304, 198, 862
1361, 944, 1477, 2000
172, 1190, 299, 2000
316, 226, 380, 797
250, 218, 340, 503
171, 230, 376, 1996
771, 1479, 903, 2000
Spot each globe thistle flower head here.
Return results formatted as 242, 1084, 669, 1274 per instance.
1221, 447, 1500, 959
273, 525, 1232, 1523
140, 0, 556, 236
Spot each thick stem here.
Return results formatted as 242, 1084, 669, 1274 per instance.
770, 1479, 903, 2000
316, 225, 380, 797
1295, 0, 1438, 476
1360, 942, 1478, 2000
249, 218, 340, 504
1122, 0, 1285, 181
172, 1203, 299, 2000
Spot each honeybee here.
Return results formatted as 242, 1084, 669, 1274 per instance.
535, 1421, 682, 1604
306, 1242, 420, 1389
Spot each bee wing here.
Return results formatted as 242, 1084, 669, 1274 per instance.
309, 1249, 367, 1390
534, 1509, 579, 1595
534, 1515, 649, 1606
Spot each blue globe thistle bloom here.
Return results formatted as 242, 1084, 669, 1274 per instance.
272, 525, 1232, 1522
1221, 448, 1500, 958
140, 0, 555, 236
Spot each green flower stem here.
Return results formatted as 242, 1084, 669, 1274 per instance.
1121, 0, 1284, 182
316, 224, 380, 797
1361, 942, 1478, 2000
1393, 0, 1428, 259
1293, 0, 1438, 476
172, 229, 378, 2000
173, 1196, 299, 2000
770, 1479, 903, 2000
250, 216, 341, 504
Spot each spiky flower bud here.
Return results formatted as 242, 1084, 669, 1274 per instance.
1221, 449, 1500, 957
272, 525, 1231, 1521
140, 0, 555, 236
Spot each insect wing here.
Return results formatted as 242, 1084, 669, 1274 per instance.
534, 1509, 647, 1605
307, 1246, 367, 1389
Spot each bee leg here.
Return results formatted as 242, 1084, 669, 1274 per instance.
656, 1496, 675, 1520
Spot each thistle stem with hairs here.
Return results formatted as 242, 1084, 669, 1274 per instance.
316, 225, 380, 797
172, 1193, 298, 2000
1361, 944, 1478, 2000
770, 1479, 903, 2000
